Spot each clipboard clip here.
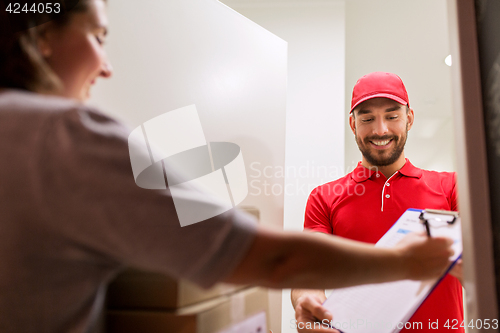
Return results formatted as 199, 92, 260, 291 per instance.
419, 209, 458, 237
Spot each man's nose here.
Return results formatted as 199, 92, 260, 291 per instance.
373, 118, 389, 136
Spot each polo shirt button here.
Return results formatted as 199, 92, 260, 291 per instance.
385, 194, 390, 198
386, 183, 390, 186
376, 174, 380, 178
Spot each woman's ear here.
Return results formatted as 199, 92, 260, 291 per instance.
36, 23, 54, 58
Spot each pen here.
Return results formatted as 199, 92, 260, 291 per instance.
419, 211, 432, 237
423, 219, 431, 237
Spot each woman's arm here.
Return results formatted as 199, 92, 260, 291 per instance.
224, 227, 453, 289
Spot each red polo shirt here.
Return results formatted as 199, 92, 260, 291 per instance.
304, 159, 463, 332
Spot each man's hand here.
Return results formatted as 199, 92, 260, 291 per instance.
293, 293, 340, 333
395, 232, 454, 280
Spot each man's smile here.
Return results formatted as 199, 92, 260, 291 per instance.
368, 138, 394, 149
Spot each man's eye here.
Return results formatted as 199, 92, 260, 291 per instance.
361, 118, 373, 123
388, 116, 398, 120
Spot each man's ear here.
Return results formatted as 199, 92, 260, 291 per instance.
36, 23, 55, 57
349, 114, 356, 135
406, 107, 415, 131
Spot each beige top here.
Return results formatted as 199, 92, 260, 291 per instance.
0, 89, 256, 333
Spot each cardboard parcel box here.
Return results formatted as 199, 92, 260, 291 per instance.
107, 287, 269, 333
107, 269, 248, 310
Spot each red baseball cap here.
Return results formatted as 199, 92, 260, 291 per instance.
350, 72, 409, 113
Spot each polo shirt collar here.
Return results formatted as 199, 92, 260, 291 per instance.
351, 162, 377, 182
351, 158, 422, 183
398, 159, 423, 179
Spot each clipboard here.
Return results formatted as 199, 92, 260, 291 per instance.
322, 208, 462, 333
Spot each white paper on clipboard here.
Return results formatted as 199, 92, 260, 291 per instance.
322, 208, 462, 333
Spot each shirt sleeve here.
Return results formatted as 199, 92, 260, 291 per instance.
35, 106, 257, 288
304, 186, 333, 234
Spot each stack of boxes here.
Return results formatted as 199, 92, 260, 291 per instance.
106, 207, 269, 333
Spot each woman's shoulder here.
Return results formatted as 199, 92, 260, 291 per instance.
0, 88, 126, 131
0, 89, 132, 155
0, 89, 111, 120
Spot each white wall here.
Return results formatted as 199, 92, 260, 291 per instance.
219, 1, 346, 332
91, 0, 288, 228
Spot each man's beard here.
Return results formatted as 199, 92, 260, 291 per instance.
355, 127, 408, 167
